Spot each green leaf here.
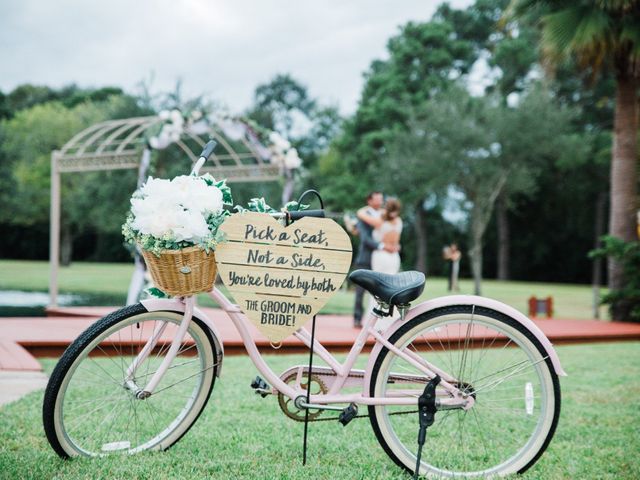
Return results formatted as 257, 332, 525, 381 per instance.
144, 287, 170, 299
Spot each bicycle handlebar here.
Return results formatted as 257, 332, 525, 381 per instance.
190, 140, 217, 176
265, 209, 325, 221
287, 209, 325, 220
200, 140, 217, 160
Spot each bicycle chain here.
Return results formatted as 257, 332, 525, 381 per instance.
287, 408, 419, 423
277, 370, 423, 423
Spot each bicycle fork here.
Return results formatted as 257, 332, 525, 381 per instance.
123, 296, 195, 399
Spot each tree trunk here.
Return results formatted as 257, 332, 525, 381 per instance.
470, 236, 483, 296
469, 209, 484, 296
608, 75, 638, 319
414, 201, 428, 274
60, 223, 73, 266
592, 192, 607, 319
467, 175, 508, 296
496, 194, 510, 280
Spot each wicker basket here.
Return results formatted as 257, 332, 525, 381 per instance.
141, 246, 217, 297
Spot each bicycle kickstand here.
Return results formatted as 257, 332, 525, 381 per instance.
414, 375, 441, 480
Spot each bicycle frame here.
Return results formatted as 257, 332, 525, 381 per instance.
133, 288, 473, 410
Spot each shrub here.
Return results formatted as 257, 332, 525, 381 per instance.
590, 236, 640, 322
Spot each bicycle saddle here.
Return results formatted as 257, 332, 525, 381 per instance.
349, 269, 426, 306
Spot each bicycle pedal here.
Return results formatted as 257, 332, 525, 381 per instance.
338, 403, 358, 426
250, 376, 271, 397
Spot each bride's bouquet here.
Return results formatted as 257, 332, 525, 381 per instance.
122, 174, 232, 296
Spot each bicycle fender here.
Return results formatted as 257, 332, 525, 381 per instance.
140, 298, 224, 377
364, 295, 566, 390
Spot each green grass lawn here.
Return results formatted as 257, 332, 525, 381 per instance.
0, 259, 606, 319
0, 342, 638, 479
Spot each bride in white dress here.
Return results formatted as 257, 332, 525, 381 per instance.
357, 198, 403, 330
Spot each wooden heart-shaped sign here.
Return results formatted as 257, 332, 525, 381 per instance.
215, 212, 352, 342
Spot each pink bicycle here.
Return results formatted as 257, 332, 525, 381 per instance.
43, 234, 565, 477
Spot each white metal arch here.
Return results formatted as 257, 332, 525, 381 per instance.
54, 115, 280, 179
49, 115, 283, 305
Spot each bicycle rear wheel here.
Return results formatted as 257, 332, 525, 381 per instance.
368, 305, 560, 477
43, 303, 218, 457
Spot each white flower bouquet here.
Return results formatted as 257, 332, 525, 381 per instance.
122, 173, 232, 296
123, 173, 232, 254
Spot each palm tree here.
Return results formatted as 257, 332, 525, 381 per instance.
509, 0, 640, 319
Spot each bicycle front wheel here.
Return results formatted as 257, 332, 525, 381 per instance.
368, 305, 560, 477
43, 303, 219, 457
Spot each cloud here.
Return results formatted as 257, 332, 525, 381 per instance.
0, 0, 472, 114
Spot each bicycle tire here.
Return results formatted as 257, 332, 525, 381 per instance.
43, 303, 218, 457
368, 305, 561, 477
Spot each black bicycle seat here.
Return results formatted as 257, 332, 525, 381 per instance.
349, 269, 426, 306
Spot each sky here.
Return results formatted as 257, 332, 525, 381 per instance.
0, 0, 473, 115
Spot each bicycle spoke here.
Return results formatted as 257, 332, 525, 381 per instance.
134, 358, 200, 381
470, 408, 492, 460
91, 397, 127, 451
65, 397, 122, 432
152, 362, 218, 395
85, 358, 122, 386
470, 358, 532, 386
457, 307, 475, 384
49, 310, 216, 457
373, 309, 557, 477
94, 344, 127, 378
472, 357, 548, 394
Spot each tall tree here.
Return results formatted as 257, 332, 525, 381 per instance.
249, 73, 316, 138
325, 17, 478, 272
328, 0, 545, 274
509, 0, 640, 318
247, 74, 342, 204
438, 0, 544, 280
0, 90, 11, 120
386, 86, 575, 294
0, 94, 144, 264
489, 16, 540, 279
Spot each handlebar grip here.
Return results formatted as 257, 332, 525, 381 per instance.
288, 209, 325, 221
199, 140, 217, 161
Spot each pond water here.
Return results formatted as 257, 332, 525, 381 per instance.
0, 290, 126, 317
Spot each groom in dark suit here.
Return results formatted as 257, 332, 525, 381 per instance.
353, 191, 384, 328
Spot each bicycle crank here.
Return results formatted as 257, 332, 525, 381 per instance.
278, 372, 328, 421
